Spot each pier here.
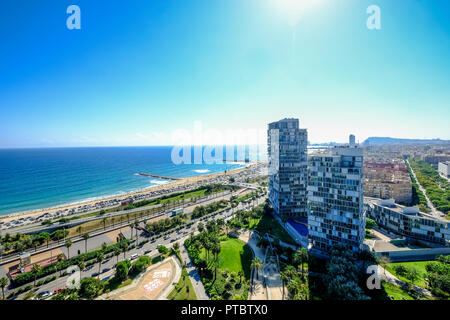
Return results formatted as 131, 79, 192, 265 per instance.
137, 173, 182, 181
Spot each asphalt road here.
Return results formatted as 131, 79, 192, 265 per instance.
9, 195, 267, 300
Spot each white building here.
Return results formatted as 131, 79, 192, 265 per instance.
365, 197, 450, 246
307, 136, 365, 253
268, 118, 308, 218
438, 161, 450, 178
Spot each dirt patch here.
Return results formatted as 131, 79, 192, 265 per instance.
108, 259, 176, 300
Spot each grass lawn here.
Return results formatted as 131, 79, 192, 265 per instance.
167, 268, 197, 300
200, 238, 252, 279
196, 237, 252, 299
382, 282, 415, 300
384, 261, 431, 288
255, 213, 296, 245
218, 238, 253, 279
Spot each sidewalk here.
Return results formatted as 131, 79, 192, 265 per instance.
377, 264, 433, 297
240, 232, 267, 300
179, 243, 209, 300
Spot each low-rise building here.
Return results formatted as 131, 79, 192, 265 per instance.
438, 161, 450, 178
365, 198, 450, 246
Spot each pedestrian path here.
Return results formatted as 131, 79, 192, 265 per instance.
180, 243, 209, 300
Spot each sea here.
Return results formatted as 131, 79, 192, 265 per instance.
0, 146, 265, 216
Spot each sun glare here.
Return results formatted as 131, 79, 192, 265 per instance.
272, 0, 322, 26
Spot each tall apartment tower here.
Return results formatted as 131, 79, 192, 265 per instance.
268, 118, 308, 218
307, 135, 365, 253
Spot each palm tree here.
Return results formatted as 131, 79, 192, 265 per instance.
0, 277, 8, 300
32, 263, 41, 287
76, 226, 83, 236
82, 233, 90, 253
293, 248, 308, 274
126, 213, 131, 223
57, 254, 64, 276
111, 217, 115, 228
39, 232, 50, 248
130, 222, 134, 240
134, 221, 140, 243
119, 216, 124, 232
78, 260, 86, 272
96, 252, 104, 278
114, 247, 121, 263
65, 239, 72, 259
33, 240, 40, 252
121, 242, 129, 260
250, 257, 263, 280
102, 217, 108, 230
238, 270, 244, 284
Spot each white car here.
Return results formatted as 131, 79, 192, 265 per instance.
130, 253, 139, 260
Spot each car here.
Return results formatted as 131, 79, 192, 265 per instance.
144, 250, 152, 255
53, 287, 66, 295
170, 239, 176, 243
102, 267, 111, 273
102, 259, 110, 264
92, 272, 99, 277
38, 291, 52, 299
130, 253, 139, 260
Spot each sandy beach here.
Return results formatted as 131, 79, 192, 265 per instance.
0, 164, 254, 225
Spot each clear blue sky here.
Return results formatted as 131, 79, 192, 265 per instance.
0, 0, 449, 148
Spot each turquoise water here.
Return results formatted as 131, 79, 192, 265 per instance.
0, 146, 248, 215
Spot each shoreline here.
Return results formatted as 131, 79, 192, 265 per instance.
0, 164, 254, 224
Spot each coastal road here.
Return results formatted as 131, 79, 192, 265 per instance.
0, 190, 238, 265
6, 194, 267, 299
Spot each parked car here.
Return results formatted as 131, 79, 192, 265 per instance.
130, 253, 139, 260
53, 287, 66, 295
38, 291, 52, 299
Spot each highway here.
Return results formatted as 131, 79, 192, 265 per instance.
8, 194, 267, 300
0, 190, 235, 265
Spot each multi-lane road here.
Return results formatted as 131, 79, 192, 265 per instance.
6, 193, 267, 300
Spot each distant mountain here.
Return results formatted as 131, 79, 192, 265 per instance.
362, 137, 449, 145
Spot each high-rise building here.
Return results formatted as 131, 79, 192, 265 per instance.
268, 118, 308, 218
307, 136, 365, 253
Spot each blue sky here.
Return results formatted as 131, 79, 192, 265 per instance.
0, 0, 449, 148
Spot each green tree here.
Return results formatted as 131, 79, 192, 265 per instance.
251, 257, 263, 280
114, 247, 121, 263
115, 261, 131, 281
121, 241, 129, 260
65, 239, 72, 259
82, 233, 90, 253
293, 248, 308, 274
0, 277, 8, 300
405, 266, 420, 288
32, 263, 41, 287
57, 254, 64, 276
96, 252, 104, 278
79, 277, 104, 299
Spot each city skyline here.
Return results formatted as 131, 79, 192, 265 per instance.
1, 0, 450, 148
